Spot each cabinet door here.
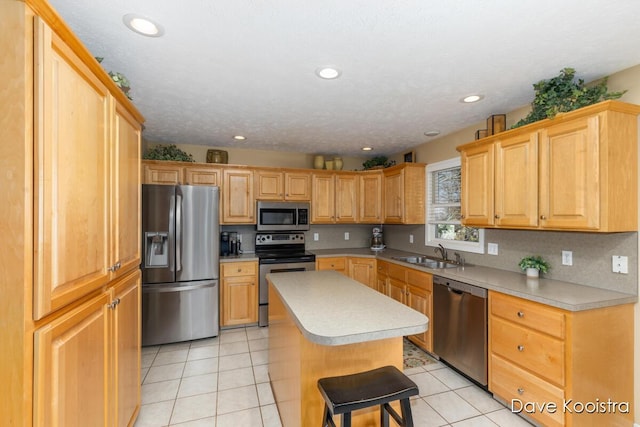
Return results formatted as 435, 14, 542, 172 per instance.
316, 257, 347, 274
221, 275, 258, 326
348, 258, 376, 289
460, 143, 494, 226
383, 169, 404, 223
376, 261, 389, 294
539, 116, 600, 229
387, 279, 405, 303
33, 292, 111, 426
494, 132, 538, 228
222, 169, 255, 223
143, 163, 183, 185
335, 173, 358, 223
34, 19, 111, 319
406, 284, 432, 351
311, 173, 335, 223
256, 170, 284, 200
359, 172, 383, 223
185, 167, 221, 186
112, 101, 142, 279
285, 172, 311, 200
111, 270, 141, 427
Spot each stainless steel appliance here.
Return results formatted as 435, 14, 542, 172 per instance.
370, 226, 385, 251
256, 232, 315, 326
141, 184, 220, 346
256, 201, 310, 231
433, 275, 488, 386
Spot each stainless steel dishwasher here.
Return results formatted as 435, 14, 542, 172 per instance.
433, 275, 488, 386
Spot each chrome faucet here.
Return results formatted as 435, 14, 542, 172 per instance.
434, 244, 448, 261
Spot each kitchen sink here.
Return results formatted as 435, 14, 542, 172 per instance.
391, 256, 460, 269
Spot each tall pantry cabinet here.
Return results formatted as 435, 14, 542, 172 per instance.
1, 1, 145, 425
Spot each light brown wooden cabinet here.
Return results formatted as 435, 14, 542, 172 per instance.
459, 101, 640, 231
347, 257, 376, 289
2, 3, 144, 424
255, 169, 311, 201
311, 172, 358, 223
375, 261, 433, 352
488, 291, 633, 426
143, 162, 184, 185
221, 261, 258, 326
222, 168, 255, 224
359, 172, 383, 223
185, 167, 221, 186
383, 163, 425, 224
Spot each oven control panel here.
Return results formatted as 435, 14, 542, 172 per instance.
255, 232, 306, 246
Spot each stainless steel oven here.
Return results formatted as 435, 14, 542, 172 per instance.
256, 201, 310, 231
255, 232, 315, 326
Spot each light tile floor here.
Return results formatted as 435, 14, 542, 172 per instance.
135, 326, 532, 426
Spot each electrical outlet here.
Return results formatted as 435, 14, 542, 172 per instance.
612, 255, 628, 274
409, 234, 414, 244
488, 243, 498, 255
344, 232, 350, 240
562, 250, 573, 266
313, 233, 319, 241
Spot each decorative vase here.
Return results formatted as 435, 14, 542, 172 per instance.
314, 155, 325, 169
526, 268, 539, 278
334, 157, 343, 170
325, 160, 334, 170
206, 149, 228, 164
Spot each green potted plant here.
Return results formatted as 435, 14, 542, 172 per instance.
143, 144, 195, 162
518, 255, 550, 278
362, 156, 396, 170
512, 67, 626, 128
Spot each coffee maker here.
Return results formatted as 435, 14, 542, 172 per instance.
370, 227, 385, 251
220, 231, 240, 256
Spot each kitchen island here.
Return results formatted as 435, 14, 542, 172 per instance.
267, 270, 428, 427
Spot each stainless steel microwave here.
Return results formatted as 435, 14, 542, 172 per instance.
256, 201, 310, 231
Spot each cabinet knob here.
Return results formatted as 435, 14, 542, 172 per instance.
238, 268, 242, 273
517, 311, 525, 318
460, 214, 465, 219
517, 388, 525, 395
540, 215, 547, 220
517, 345, 525, 352
494, 215, 500, 219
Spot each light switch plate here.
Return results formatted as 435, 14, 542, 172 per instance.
612, 255, 628, 274
313, 233, 319, 241
488, 243, 498, 255
409, 234, 414, 243
562, 250, 573, 266
344, 232, 350, 240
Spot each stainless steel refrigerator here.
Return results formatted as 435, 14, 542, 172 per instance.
141, 184, 220, 346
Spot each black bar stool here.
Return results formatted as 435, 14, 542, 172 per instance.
317, 365, 419, 427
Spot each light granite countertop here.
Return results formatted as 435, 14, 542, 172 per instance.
219, 253, 259, 263
267, 270, 428, 346
311, 248, 637, 311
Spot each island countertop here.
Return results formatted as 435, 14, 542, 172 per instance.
267, 270, 428, 346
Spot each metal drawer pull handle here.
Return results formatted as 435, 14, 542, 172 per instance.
517, 345, 524, 352
517, 388, 524, 395
517, 311, 524, 318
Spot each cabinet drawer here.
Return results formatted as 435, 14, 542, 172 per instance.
490, 354, 564, 427
317, 257, 346, 271
490, 292, 565, 338
376, 261, 389, 275
387, 263, 407, 282
491, 317, 564, 386
222, 262, 257, 277
406, 268, 432, 291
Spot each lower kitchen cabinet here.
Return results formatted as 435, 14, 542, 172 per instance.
33, 270, 141, 426
347, 257, 376, 289
488, 291, 633, 426
316, 257, 348, 275
221, 261, 258, 326
377, 261, 433, 353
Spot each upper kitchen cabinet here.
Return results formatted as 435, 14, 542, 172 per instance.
222, 168, 255, 223
185, 166, 221, 186
311, 171, 358, 223
458, 101, 640, 232
358, 171, 383, 223
33, 17, 112, 319
255, 169, 311, 201
143, 161, 184, 185
383, 163, 426, 224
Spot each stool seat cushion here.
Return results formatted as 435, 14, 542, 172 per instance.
317, 365, 418, 415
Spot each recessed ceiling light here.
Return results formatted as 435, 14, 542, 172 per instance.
424, 130, 440, 137
123, 14, 164, 37
233, 135, 246, 141
316, 67, 341, 80
362, 147, 373, 151
461, 94, 484, 103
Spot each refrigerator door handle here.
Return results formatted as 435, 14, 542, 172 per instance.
143, 281, 217, 293
176, 193, 183, 272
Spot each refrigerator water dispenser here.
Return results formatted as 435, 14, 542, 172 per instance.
145, 232, 169, 267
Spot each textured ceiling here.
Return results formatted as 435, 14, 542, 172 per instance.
49, 0, 640, 157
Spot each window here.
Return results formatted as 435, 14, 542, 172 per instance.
425, 158, 484, 254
